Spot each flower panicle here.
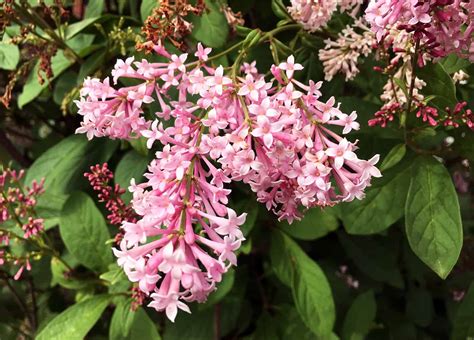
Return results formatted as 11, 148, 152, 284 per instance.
75, 42, 380, 321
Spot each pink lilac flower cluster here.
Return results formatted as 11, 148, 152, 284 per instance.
319, 18, 376, 81
288, 0, 363, 32
365, 0, 474, 60
0, 168, 45, 280
75, 42, 380, 321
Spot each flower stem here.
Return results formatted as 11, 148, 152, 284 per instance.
402, 39, 421, 129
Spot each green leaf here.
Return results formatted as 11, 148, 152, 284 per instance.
342, 290, 377, 340
129, 137, 149, 156
50, 257, 91, 290
25, 134, 118, 195
440, 54, 471, 74
53, 70, 77, 105
417, 63, 457, 111
380, 144, 406, 172
140, 0, 158, 22
36, 295, 112, 340
338, 232, 404, 288
452, 283, 474, 340
278, 207, 338, 240
84, 0, 104, 18
110, 299, 137, 339
190, 0, 229, 48
0, 42, 20, 70
164, 308, 213, 340
341, 161, 411, 235
36, 192, 69, 230
275, 305, 315, 340
60, 192, 112, 272
126, 308, 161, 339
100, 265, 127, 286
271, 0, 291, 19
101, 263, 131, 294
64, 17, 101, 40
292, 252, 336, 337
78, 48, 106, 83
115, 150, 149, 203
272, 230, 335, 337
270, 229, 292, 287
405, 156, 463, 279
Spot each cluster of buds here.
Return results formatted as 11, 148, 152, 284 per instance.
443, 102, 474, 129
369, 99, 474, 130
368, 103, 399, 127
416, 103, 439, 126
0, 168, 45, 280
75, 41, 380, 320
412, 101, 474, 129
85, 163, 138, 229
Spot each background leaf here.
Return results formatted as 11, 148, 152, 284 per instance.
115, 150, 149, 203
163, 308, 213, 340
452, 283, 474, 340
341, 161, 411, 235
59, 192, 112, 272
342, 290, 377, 340
440, 54, 471, 74
278, 207, 339, 240
338, 232, 404, 288
417, 63, 457, 111
380, 144, 406, 172
25, 134, 118, 195
140, 0, 158, 22
0, 42, 20, 70
190, 0, 229, 48
109, 299, 137, 339
84, 0, 104, 19
272, 230, 336, 337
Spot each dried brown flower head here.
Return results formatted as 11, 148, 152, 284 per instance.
139, 0, 205, 51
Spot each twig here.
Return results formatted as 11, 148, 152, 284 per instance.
1, 275, 34, 331
27, 277, 38, 332
402, 39, 421, 130
13, 3, 83, 64
214, 303, 221, 340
